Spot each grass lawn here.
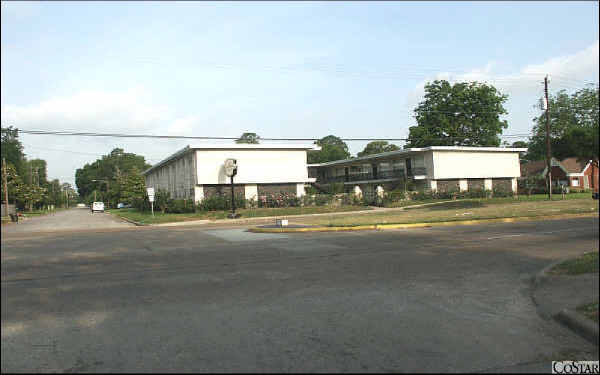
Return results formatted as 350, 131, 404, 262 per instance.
576, 301, 599, 323
384, 192, 594, 208
294, 197, 599, 227
550, 252, 599, 275
108, 205, 371, 225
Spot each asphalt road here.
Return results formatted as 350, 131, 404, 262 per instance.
1, 207, 132, 235
1, 213, 599, 373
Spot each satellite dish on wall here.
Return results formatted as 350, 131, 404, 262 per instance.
224, 158, 238, 177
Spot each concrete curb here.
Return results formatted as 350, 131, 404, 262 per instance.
114, 215, 147, 226
106, 199, 467, 228
555, 309, 599, 345
533, 258, 568, 287
248, 213, 599, 233
532, 253, 599, 346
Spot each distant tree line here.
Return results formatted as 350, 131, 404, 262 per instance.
75, 148, 151, 208
1, 126, 77, 211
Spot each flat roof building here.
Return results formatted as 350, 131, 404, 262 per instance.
142, 144, 319, 202
308, 146, 527, 196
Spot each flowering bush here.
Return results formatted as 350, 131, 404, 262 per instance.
258, 192, 300, 208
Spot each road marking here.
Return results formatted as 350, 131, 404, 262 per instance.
485, 228, 588, 240
486, 234, 524, 240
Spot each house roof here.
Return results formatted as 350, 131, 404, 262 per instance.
520, 157, 592, 177
559, 157, 588, 173
521, 160, 547, 176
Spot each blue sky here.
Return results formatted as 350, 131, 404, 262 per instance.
1, 1, 599, 185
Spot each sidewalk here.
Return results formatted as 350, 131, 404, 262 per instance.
532, 257, 599, 344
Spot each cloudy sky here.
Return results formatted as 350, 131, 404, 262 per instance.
1, 1, 598, 185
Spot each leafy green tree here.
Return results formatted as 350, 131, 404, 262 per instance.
357, 141, 400, 157
17, 184, 47, 211
528, 85, 599, 161
0, 161, 23, 206
407, 80, 509, 147
23, 159, 48, 187
119, 167, 146, 204
75, 148, 151, 205
307, 135, 351, 164
235, 132, 260, 144
1, 126, 26, 176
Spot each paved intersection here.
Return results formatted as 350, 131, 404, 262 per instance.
1, 211, 598, 372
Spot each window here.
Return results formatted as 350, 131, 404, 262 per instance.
572, 178, 579, 187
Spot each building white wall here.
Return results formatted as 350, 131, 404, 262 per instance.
431, 151, 521, 179
145, 152, 196, 199
195, 149, 311, 185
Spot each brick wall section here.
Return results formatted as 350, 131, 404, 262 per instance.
584, 163, 599, 190
436, 179, 460, 193
257, 183, 297, 197
467, 179, 485, 191
203, 184, 245, 198
492, 178, 512, 192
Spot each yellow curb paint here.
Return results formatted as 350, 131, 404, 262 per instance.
248, 213, 598, 233
248, 225, 377, 233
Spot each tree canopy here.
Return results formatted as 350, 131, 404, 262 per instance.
357, 141, 400, 157
75, 148, 151, 205
1, 126, 26, 176
406, 80, 509, 148
528, 85, 599, 163
235, 132, 260, 144
307, 135, 351, 164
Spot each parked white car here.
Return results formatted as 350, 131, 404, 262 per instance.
91, 202, 105, 213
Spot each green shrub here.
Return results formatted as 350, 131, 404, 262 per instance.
258, 192, 300, 208
304, 185, 319, 195
198, 194, 247, 211
314, 194, 334, 206
341, 193, 363, 206
492, 187, 513, 197
166, 199, 196, 213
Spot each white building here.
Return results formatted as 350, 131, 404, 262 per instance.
142, 144, 319, 202
308, 146, 527, 195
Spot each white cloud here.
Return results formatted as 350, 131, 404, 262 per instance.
406, 40, 599, 110
403, 41, 599, 140
1, 87, 170, 133
1, 88, 213, 184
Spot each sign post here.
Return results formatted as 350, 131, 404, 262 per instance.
147, 187, 155, 217
224, 159, 240, 219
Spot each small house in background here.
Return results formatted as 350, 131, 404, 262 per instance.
308, 146, 527, 199
520, 157, 599, 190
142, 144, 319, 203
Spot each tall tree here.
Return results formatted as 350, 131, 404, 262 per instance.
407, 80, 509, 147
75, 148, 151, 206
119, 167, 147, 204
1, 126, 26, 176
0, 161, 23, 205
235, 132, 260, 144
357, 141, 400, 157
528, 85, 599, 161
307, 135, 351, 164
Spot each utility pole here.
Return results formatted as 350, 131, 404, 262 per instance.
2, 158, 9, 218
544, 75, 552, 200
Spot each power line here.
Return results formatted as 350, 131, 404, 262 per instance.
21, 143, 163, 162
8, 128, 532, 142
7, 129, 531, 145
